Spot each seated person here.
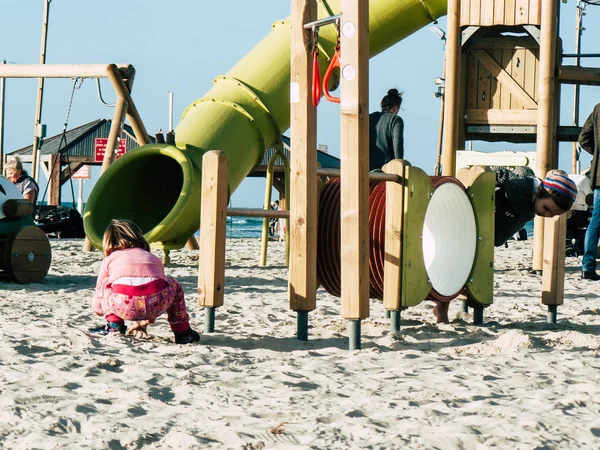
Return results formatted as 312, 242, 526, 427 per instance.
5, 156, 39, 207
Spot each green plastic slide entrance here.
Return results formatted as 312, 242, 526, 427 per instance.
84, 0, 447, 250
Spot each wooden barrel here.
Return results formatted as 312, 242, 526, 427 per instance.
0, 226, 52, 283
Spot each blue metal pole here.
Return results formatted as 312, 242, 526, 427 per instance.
204, 307, 216, 333
297, 310, 309, 341
348, 320, 361, 350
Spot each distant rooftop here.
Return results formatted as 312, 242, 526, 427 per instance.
7, 119, 152, 160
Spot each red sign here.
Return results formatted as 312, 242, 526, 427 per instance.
94, 138, 127, 162
72, 165, 90, 179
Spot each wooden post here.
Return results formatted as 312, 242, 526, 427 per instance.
441, 0, 461, 176
82, 94, 128, 252
0, 60, 5, 175
185, 236, 200, 250
31, 0, 51, 182
101, 96, 128, 174
105, 64, 150, 145
260, 154, 278, 266
48, 154, 61, 206
571, 4, 583, 174
434, 59, 445, 176
282, 154, 291, 266
289, 0, 318, 314
533, 0, 559, 272
542, 213, 566, 306
197, 151, 229, 309
340, 0, 370, 330
382, 160, 406, 312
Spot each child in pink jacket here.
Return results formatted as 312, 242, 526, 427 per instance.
90, 219, 200, 344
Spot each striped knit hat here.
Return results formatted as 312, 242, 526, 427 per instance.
543, 171, 578, 202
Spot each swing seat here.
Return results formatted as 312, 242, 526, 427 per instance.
35, 205, 85, 238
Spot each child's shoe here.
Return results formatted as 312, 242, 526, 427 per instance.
173, 328, 200, 344
89, 322, 127, 335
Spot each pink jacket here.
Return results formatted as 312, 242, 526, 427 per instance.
96, 247, 165, 288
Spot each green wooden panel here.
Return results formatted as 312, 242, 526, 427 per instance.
0, 216, 34, 236
401, 167, 433, 307
464, 171, 495, 305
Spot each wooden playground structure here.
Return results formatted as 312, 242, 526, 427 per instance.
197, 0, 600, 350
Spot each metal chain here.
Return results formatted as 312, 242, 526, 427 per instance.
62, 77, 83, 131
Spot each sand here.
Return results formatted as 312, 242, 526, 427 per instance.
0, 237, 599, 449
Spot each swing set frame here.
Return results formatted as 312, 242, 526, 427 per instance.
0, 63, 150, 207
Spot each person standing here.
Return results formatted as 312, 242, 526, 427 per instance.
269, 200, 279, 238
579, 103, 600, 280
368, 88, 405, 171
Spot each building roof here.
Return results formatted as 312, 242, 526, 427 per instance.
8, 119, 152, 160
251, 135, 339, 177
7, 120, 339, 172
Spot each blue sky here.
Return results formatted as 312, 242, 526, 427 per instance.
1, 0, 599, 208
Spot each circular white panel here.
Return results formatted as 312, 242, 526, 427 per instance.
422, 182, 477, 297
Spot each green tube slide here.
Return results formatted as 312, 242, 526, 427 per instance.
84, 0, 447, 250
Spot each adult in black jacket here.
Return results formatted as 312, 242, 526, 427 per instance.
579, 103, 600, 280
368, 88, 404, 171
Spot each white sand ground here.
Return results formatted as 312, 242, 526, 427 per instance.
0, 238, 599, 449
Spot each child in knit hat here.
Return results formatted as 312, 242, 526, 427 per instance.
433, 167, 577, 324
493, 167, 577, 247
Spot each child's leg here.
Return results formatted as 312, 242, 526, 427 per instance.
93, 283, 128, 325
432, 301, 450, 324
89, 282, 126, 334
92, 280, 110, 316
162, 277, 191, 333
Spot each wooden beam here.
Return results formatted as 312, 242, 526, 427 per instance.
533, 0, 559, 273
340, 0, 370, 322
0, 64, 135, 79
197, 151, 229, 309
60, 162, 82, 186
48, 154, 61, 206
105, 64, 150, 146
558, 66, 600, 86
289, 0, 318, 313
442, 0, 461, 176
382, 160, 406, 312
541, 213, 566, 305
471, 36, 538, 51
101, 96, 128, 174
471, 49, 538, 109
463, 108, 538, 124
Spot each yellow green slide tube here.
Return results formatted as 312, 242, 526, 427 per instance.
84, 0, 447, 250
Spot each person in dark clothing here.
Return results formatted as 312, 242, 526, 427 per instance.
579, 103, 600, 280
369, 88, 404, 171
5, 156, 39, 207
493, 167, 577, 247
433, 166, 577, 324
